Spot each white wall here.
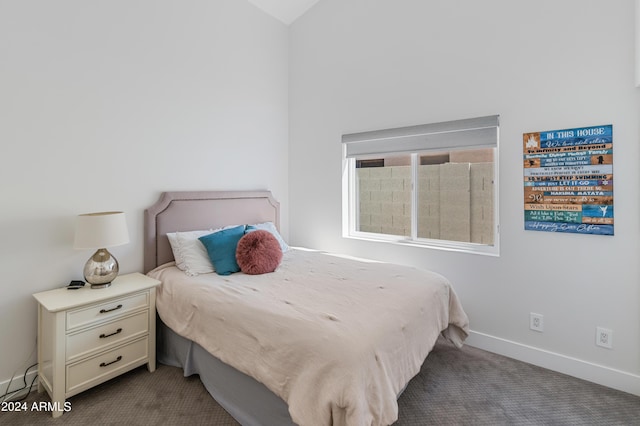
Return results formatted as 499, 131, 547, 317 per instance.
289, 0, 640, 394
0, 0, 288, 386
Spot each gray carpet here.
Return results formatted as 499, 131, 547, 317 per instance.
3, 339, 639, 425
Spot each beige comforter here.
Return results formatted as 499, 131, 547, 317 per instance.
149, 248, 469, 426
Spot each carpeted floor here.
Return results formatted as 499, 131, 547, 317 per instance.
2, 338, 639, 425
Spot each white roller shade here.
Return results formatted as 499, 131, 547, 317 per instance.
342, 115, 499, 158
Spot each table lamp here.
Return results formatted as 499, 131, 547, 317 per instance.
74, 211, 130, 289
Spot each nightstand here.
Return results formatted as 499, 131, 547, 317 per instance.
32, 272, 161, 418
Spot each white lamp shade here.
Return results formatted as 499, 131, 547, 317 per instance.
74, 211, 130, 249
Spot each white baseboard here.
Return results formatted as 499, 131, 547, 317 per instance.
0, 370, 38, 402
466, 330, 640, 397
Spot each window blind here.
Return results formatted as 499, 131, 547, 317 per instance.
342, 115, 499, 158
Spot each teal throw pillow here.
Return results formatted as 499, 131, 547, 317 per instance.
198, 225, 245, 275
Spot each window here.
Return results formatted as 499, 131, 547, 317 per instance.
342, 115, 499, 255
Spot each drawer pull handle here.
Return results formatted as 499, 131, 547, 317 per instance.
99, 328, 123, 339
100, 356, 122, 367
99, 304, 123, 314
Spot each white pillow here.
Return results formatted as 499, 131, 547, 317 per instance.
246, 222, 289, 252
167, 229, 215, 276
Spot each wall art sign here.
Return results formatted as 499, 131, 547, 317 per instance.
523, 124, 613, 235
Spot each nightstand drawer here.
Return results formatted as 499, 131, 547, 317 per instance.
66, 311, 149, 362
66, 337, 149, 394
67, 292, 149, 331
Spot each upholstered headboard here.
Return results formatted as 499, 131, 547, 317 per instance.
143, 191, 280, 273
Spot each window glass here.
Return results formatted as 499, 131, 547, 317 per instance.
343, 116, 499, 255
356, 155, 411, 237
416, 149, 494, 245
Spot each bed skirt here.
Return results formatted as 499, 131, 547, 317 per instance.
157, 318, 296, 426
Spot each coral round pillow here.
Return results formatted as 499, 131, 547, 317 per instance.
236, 230, 283, 275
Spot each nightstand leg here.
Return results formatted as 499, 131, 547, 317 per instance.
51, 313, 66, 418
147, 287, 157, 373
52, 402, 64, 418
49, 384, 65, 418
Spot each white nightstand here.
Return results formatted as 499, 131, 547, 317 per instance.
32, 272, 161, 418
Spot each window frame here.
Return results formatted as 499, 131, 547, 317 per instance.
341, 116, 500, 256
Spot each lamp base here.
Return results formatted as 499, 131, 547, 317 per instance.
83, 248, 119, 289
90, 282, 112, 289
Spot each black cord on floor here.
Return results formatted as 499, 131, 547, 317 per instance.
0, 363, 38, 402
15, 373, 39, 402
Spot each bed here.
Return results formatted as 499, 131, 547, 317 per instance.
144, 190, 469, 426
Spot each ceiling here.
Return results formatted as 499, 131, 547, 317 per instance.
248, 0, 320, 25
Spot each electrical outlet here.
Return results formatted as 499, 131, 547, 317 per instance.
596, 327, 613, 349
530, 313, 544, 332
